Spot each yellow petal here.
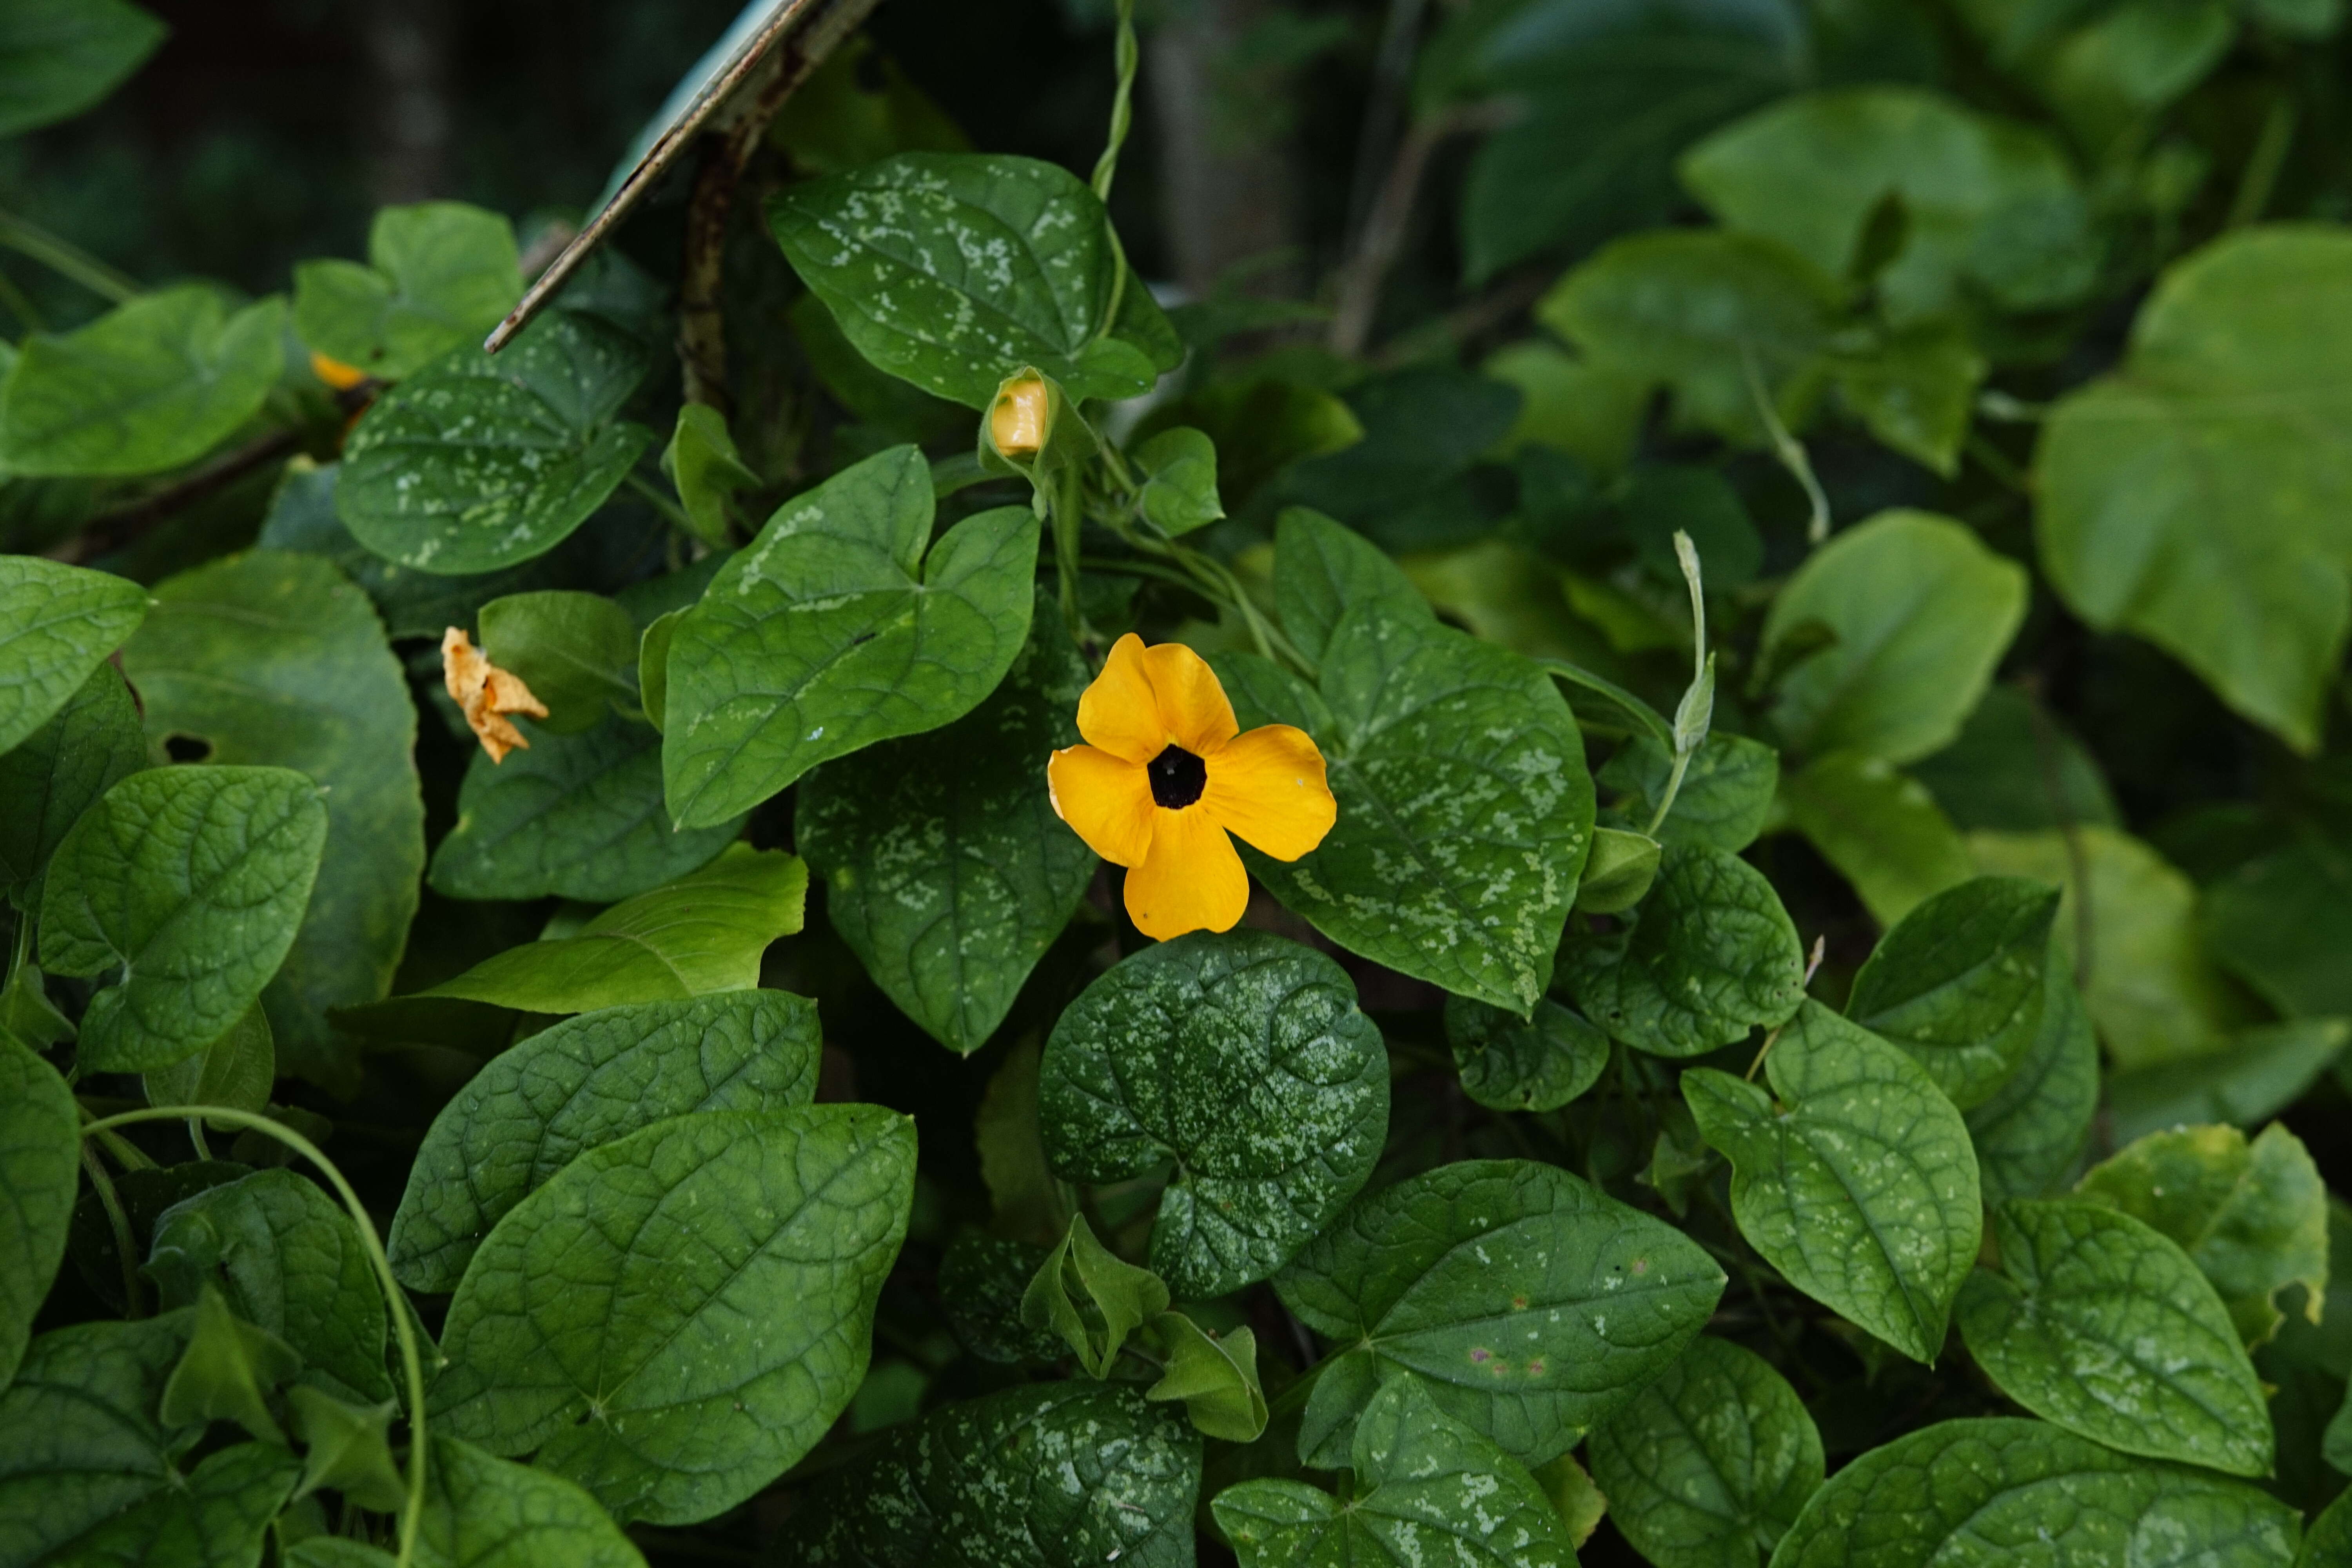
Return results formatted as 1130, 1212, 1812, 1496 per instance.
441, 627, 548, 764
1048, 744, 1157, 867
1139, 640, 1239, 757
1076, 634, 1165, 764
1123, 808, 1248, 940
1203, 724, 1336, 861
310, 350, 368, 391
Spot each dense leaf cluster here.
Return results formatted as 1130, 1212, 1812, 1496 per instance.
6, 1, 2352, 1566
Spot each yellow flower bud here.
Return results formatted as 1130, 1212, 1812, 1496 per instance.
310, 350, 369, 391
990, 373, 1051, 459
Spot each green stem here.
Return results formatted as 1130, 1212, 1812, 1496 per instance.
1741, 346, 1829, 545
79, 1142, 143, 1318
1644, 748, 1694, 839
83, 1107, 431, 1568
0, 210, 138, 305
1090, 0, 1140, 205
2227, 95, 2296, 229
624, 470, 693, 532
186, 1120, 214, 1161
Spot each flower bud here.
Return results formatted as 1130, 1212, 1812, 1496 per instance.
310, 351, 368, 391
989, 372, 1051, 460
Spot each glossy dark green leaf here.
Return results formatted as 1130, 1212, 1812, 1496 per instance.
1847, 875, 2058, 1109
1215, 1377, 1576, 1568
40, 766, 328, 1073
51, 1439, 299, 1568
389, 991, 822, 1292
120, 550, 426, 1093
769, 152, 1179, 408
1019, 1213, 1169, 1379
66, 1161, 250, 1315
660, 445, 1039, 828
337, 309, 654, 574
0, 0, 167, 136
0, 286, 285, 478
433, 1104, 915, 1524
409, 1436, 647, 1568
1684, 1003, 1981, 1362
1038, 930, 1388, 1298
141, 1001, 273, 1131
0, 1313, 193, 1564
1598, 731, 1779, 853
1272, 505, 1430, 671
0, 661, 146, 905
411, 844, 805, 1013
475, 590, 637, 733
2036, 227, 2352, 751
1763, 510, 2029, 765
1770, 1417, 2299, 1568
1585, 1335, 1824, 1568
0, 555, 147, 756
292, 201, 523, 381
799, 599, 1091, 1054
1964, 957, 2097, 1202
1576, 826, 1662, 913
1956, 1198, 2269, 1475
1445, 994, 1609, 1113
158, 1285, 303, 1443
936, 1232, 1063, 1365
1221, 603, 1594, 1013
1563, 842, 1806, 1058
1278, 1158, 1725, 1467
0, 1031, 78, 1388
777, 1380, 1201, 1568
145, 1169, 391, 1403
428, 712, 742, 904
2076, 1122, 2328, 1348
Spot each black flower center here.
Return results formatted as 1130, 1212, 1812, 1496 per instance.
1147, 744, 1208, 809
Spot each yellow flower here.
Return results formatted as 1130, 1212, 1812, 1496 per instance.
310, 350, 369, 391
1048, 634, 1336, 940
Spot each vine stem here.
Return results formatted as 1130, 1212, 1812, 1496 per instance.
79, 1142, 143, 1317
82, 1106, 431, 1568
1090, 0, 1139, 205
1742, 345, 1830, 546
0, 208, 139, 303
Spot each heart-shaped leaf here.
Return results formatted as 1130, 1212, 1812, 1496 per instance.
0, 555, 147, 756
292, 201, 523, 381
1847, 875, 2058, 1109
1445, 994, 1609, 1113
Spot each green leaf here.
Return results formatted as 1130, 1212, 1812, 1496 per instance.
1214, 1375, 1578, 1568
0, 286, 285, 478
428, 711, 743, 904
1764, 510, 2028, 764
1563, 842, 1806, 1058
1146, 1312, 1267, 1443
1445, 993, 1609, 1113
118, 551, 425, 1093
1598, 731, 1780, 853
40, 766, 328, 1073
142, 1001, 274, 1129
0, 1031, 77, 1388
0, 661, 146, 906
937, 1232, 1063, 1365
1141, 377, 1364, 512
388, 990, 820, 1291
145, 1169, 391, 1403
1684, 1002, 1982, 1362
2036, 227, 2352, 751
52, 1440, 299, 1568
661, 403, 759, 548
1964, 955, 2098, 1201
1955, 1198, 2270, 1475
2303, 1488, 2352, 1568
776, 1380, 1201, 1568
1134, 426, 1224, 537
799, 599, 1092, 1054
1020, 1213, 1171, 1378
336, 309, 655, 575
2106, 1020, 2350, 1145
2201, 834, 2352, 1019
0, 1313, 194, 1563
1782, 751, 1973, 926
0, 555, 147, 757
285, 1384, 404, 1512
1909, 684, 2119, 834
1278, 1158, 1724, 1468
410, 843, 806, 1014
476, 590, 637, 734
1272, 504, 1431, 671
1537, 229, 1842, 445
1576, 825, 1663, 914
1967, 826, 2243, 1067
2076, 1122, 2328, 1348
1280, 366, 1522, 553
1485, 341, 1649, 476
1221, 604, 1595, 1013
412, 1436, 648, 1568
1846, 875, 2058, 1109
292, 201, 523, 381
636, 607, 679, 733
1681, 86, 2094, 324
660, 445, 1040, 828
0, 0, 167, 136
1038, 931, 1388, 1298
0, 961, 72, 1051
1425, 0, 1805, 283
432, 1104, 915, 1525
1771, 1417, 2299, 1568
1585, 1335, 1824, 1568
159, 1284, 302, 1443
1829, 325, 1987, 477
769, 151, 1178, 408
